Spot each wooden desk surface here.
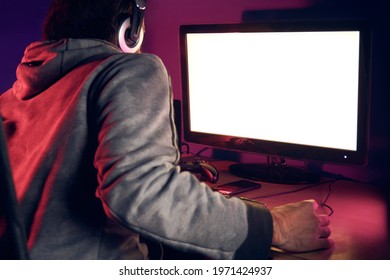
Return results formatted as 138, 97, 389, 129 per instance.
208, 160, 390, 260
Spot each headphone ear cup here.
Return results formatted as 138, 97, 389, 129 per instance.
118, 17, 144, 53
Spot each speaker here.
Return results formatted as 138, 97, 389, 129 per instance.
118, 0, 146, 53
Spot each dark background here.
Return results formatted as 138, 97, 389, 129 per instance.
0, 0, 388, 184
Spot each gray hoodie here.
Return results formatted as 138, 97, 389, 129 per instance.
0, 39, 272, 259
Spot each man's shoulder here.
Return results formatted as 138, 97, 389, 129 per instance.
106, 53, 165, 70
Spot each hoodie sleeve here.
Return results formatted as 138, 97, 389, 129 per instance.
89, 53, 273, 259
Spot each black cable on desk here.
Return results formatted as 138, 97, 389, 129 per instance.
248, 179, 337, 216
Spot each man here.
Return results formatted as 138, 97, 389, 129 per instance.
0, 0, 332, 259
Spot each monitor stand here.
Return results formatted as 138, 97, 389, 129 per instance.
229, 160, 321, 185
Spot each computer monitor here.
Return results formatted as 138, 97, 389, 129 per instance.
179, 20, 371, 184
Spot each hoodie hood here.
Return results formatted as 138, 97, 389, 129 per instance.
13, 39, 121, 100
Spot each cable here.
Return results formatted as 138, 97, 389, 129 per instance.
195, 147, 211, 157
321, 180, 336, 216
249, 179, 336, 200
180, 143, 191, 155
247, 179, 337, 216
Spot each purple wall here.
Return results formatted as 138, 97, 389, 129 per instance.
0, 0, 388, 184
0, 1, 50, 93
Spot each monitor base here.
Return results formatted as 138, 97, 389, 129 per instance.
229, 163, 321, 184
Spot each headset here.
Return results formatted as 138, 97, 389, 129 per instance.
118, 0, 146, 53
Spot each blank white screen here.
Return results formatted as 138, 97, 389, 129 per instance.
186, 31, 360, 151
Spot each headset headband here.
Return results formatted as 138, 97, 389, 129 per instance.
130, 0, 146, 43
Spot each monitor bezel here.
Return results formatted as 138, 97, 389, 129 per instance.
179, 20, 371, 165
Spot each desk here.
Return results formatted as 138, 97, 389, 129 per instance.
207, 160, 390, 260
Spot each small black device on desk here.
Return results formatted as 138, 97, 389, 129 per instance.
211, 180, 261, 196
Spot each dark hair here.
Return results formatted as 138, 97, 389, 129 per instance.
42, 0, 133, 43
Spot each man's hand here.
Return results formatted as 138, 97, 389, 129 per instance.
270, 199, 334, 252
